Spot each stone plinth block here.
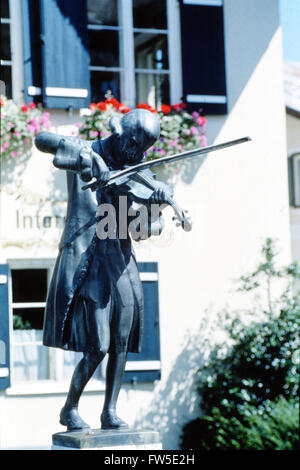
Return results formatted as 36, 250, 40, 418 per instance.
52, 428, 162, 450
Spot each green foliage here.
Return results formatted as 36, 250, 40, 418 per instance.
13, 314, 31, 330
181, 239, 300, 450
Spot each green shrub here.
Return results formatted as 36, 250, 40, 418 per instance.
181, 239, 300, 450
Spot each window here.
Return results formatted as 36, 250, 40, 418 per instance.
10, 263, 52, 381
288, 152, 300, 207
22, 0, 182, 109
87, 0, 175, 108
8, 260, 161, 384
0, 0, 12, 98
0, 0, 23, 103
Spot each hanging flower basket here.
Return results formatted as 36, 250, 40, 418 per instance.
0, 95, 51, 160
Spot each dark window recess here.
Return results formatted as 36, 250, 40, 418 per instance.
133, 0, 167, 29
88, 30, 119, 67
1, 0, 10, 18
0, 23, 11, 60
90, 70, 120, 102
134, 33, 169, 69
87, 0, 118, 26
0, 65, 12, 98
11, 269, 47, 303
13, 308, 45, 330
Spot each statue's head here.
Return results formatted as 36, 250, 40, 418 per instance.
109, 109, 160, 165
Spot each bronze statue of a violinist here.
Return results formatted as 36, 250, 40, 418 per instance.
35, 109, 250, 431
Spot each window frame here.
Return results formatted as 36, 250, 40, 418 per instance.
0, 0, 24, 104
289, 150, 300, 208
7, 258, 161, 386
8, 258, 55, 383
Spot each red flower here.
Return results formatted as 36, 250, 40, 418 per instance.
136, 103, 157, 113
21, 104, 29, 112
96, 101, 107, 111
172, 102, 186, 110
0, 97, 4, 106
161, 104, 171, 114
29, 102, 36, 109
119, 104, 131, 113
105, 97, 121, 109
90, 103, 97, 110
136, 103, 152, 110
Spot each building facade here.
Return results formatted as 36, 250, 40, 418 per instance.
0, 0, 292, 449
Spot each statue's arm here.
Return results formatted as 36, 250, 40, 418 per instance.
35, 131, 109, 183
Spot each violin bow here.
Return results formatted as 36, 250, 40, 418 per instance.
82, 136, 251, 192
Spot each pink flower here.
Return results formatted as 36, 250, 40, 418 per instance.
75, 122, 82, 128
0, 146, 4, 152
178, 144, 183, 151
183, 129, 191, 136
89, 130, 98, 138
190, 126, 198, 135
3, 142, 9, 149
23, 138, 29, 145
5, 134, 11, 140
192, 111, 199, 119
160, 149, 166, 155
196, 116, 207, 127
170, 140, 177, 146
200, 134, 207, 147
26, 124, 35, 133
13, 131, 21, 137
11, 151, 18, 158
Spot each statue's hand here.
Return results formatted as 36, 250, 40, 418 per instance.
149, 181, 173, 205
149, 188, 169, 205
79, 147, 110, 186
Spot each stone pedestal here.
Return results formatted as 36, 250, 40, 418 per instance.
52, 428, 162, 450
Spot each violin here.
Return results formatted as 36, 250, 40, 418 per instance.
83, 169, 192, 232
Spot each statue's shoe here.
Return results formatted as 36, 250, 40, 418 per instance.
59, 406, 90, 431
101, 410, 129, 430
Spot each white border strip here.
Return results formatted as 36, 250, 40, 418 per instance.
139, 272, 158, 281
0, 275, 7, 284
186, 94, 227, 104
125, 361, 160, 371
183, 0, 223, 6
28, 86, 42, 96
45, 87, 88, 98
0, 367, 9, 378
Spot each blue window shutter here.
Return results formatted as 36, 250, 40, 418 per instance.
124, 263, 161, 383
0, 265, 11, 390
21, 0, 43, 104
180, 1, 227, 114
39, 0, 90, 109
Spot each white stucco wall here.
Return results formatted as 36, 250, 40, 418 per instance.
0, 0, 292, 450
